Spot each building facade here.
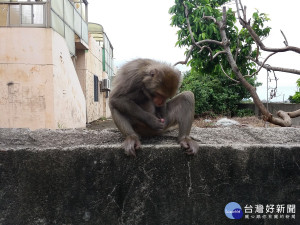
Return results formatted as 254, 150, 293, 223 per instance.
0, 0, 114, 129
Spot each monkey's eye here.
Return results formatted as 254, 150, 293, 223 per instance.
149, 69, 158, 78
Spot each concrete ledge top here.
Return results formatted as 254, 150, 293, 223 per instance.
0, 127, 299, 150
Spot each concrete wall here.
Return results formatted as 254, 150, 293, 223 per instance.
52, 31, 86, 129
0, 127, 299, 225
0, 28, 55, 129
76, 34, 111, 123
0, 28, 86, 129
240, 103, 300, 126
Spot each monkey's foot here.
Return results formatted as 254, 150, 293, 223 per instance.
123, 135, 141, 157
179, 137, 199, 155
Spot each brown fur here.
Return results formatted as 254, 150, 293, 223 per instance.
109, 58, 198, 156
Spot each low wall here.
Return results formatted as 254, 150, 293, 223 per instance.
0, 127, 299, 225
239, 103, 300, 126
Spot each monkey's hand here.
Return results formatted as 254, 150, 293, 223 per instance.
179, 137, 199, 155
145, 115, 165, 131
123, 135, 141, 157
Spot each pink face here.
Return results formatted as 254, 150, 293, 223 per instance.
152, 92, 167, 107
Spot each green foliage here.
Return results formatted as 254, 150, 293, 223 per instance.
180, 71, 253, 115
170, 0, 270, 115
170, 0, 271, 76
235, 108, 255, 117
289, 78, 300, 103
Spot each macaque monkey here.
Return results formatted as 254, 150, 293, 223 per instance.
109, 58, 199, 156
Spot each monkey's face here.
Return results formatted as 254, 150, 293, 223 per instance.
152, 91, 167, 107
143, 67, 180, 106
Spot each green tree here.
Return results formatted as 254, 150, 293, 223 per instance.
170, 0, 300, 126
289, 79, 300, 103
180, 70, 252, 115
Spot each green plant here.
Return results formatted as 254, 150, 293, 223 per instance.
170, 0, 264, 116
169, 0, 270, 77
100, 117, 107, 121
180, 70, 252, 115
235, 109, 255, 117
289, 79, 300, 103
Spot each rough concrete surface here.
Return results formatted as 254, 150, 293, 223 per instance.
0, 127, 300, 225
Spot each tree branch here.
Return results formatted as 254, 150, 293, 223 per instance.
248, 56, 300, 75
245, 52, 277, 77
183, 2, 197, 46
175, 3, 225, 66
202, 15, 217, 24
213, 51, 227, 59
174, 45, 194, 66
219, 62, 239, 83
235, 0, 300, 54
195, 39, 223, 46
280, 30, 288, 46
176, 0, 300, 126
234, 35, 240, 61
288, 109, 300, 118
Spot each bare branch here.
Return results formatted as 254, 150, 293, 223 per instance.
198, 46, 213, 60
235, 0, 300, 54
183, 2, 198, 47
202, 15, 217, 24
274, 111, 292, 127
280, 30, 289, 46
243, 5, 247, 21
213, 51, 227, 59
222, 7, 227, 24
288, 109, 300, 118
235, 0, 241, 19
234, 35, 240, 61
174, 45, 195, 66
255, 45, 259, 61
219, 62, 239, 83
248, 56, 300, 75
195, 39, 223, 46
246, 52, 277, 77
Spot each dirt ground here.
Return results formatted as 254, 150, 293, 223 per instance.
86, 116, 280, 131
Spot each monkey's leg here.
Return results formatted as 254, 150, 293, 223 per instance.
111, 108, 141, 156
110, 97, 164, 131
165, 91, 199, 155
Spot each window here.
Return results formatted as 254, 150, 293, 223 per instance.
9, 5, 20, 25
94, 75, 99, 102
8, 3, 44, 26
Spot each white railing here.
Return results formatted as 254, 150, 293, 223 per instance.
0, 0, 89, 55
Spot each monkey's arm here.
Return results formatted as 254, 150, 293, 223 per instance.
110, 97, 164, 131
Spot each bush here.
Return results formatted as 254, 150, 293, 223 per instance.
235, 109, 255, 117
289, 79, 300, 103
180, 71, 253, 116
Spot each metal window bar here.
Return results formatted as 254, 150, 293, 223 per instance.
0, 0, 88, 55
50, 0, 88, 47
0, 2, 47, 27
